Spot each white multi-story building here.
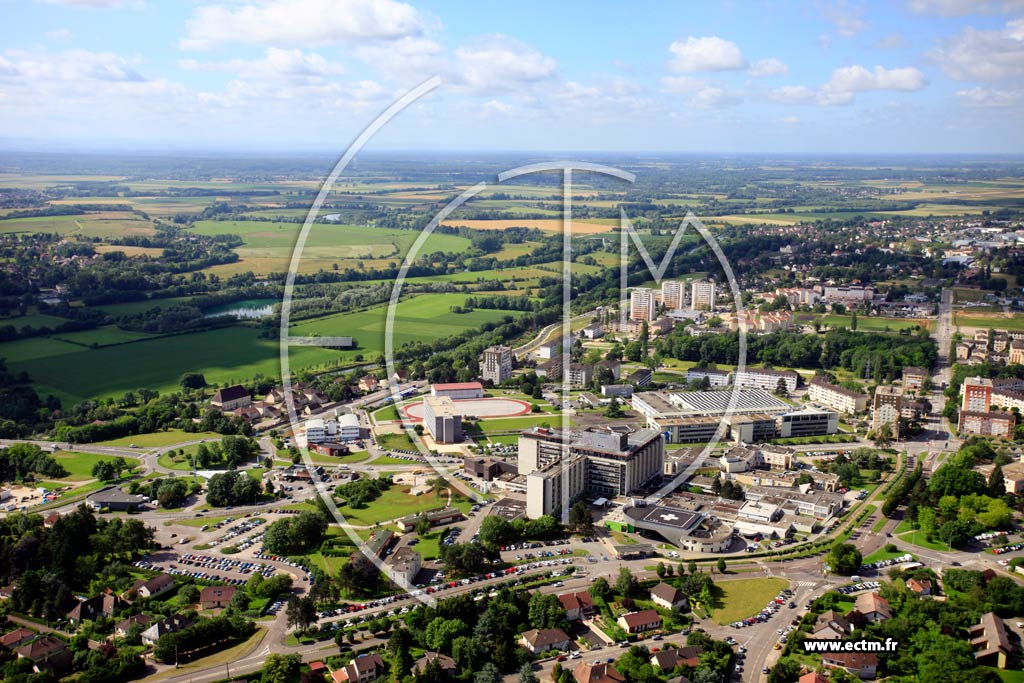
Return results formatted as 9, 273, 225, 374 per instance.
808, 377, 868, 414
480, 345, 513, 385
423, 396, 462, 444
686, 367, 732, 388
734, 368, 799, 393
630, 288, 657, 321
521, 427, 664, 518
661, 281, 686, 310
690, 281, 716, 311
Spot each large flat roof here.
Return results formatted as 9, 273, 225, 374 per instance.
624, 504, 703, 531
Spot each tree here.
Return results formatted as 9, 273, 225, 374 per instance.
688, 560, 698, 575
262, 654, 301, 683
656, 562, 667, 578
615, 567, 638, 597
716, 558, 727, 574
589, 577, 612, 602
474, 662, 501, 683
875, 422, 894, 447
989, 465, 1006, 498
568, 501, 593, 533
519, 663, 539, 683
180, 372, 207, 390
825, 543, 862, 575
604, 398, 624, 418
425, 618, 467, 651
285, 596, 316, 632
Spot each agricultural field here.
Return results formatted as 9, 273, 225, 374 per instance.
820, 315, 930, 332
2, 326, 340, 407
0, 212, 155, 237
440, 218, 616, 234
955, 311, 1024, 332
286, 292, 521, 356
188, 220, 472, 275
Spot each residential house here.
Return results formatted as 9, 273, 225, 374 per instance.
822, 652, 878, 680
199, 585, 236, 609
616, 609, 662, 634
650, 646, 702, 671
210, 385, 251, 411
906, 578, 933, 596
332, 653, 387, 683
558, 591, 595, 621
66, 592, 126, 625
812, 610, 851, 640
411, 652, 457, 677
853, 592, 891, 623
0, 628, 36, 649
141, 615, 193, 646
131, 573, 175, 599
114, 614, 154, 638
970, 612, 1011, 669
798, 673, 829, 683
358, 376, 380, 393
574, 661, 626, 683
650, 582, 688, 611
519, 628, 572, 654
16, 635, 72, 674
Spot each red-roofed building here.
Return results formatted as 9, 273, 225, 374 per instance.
799, 673, 829, 683
823, 652, 878, 679
558, 591, 595, 621
616, 609, 661, 634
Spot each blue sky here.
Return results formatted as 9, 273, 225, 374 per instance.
1, 0, 1022, 153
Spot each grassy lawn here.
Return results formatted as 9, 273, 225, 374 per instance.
898, 531, 951, 551
994, 668, 1024, 682
712, 577, 789, 625
894, 519, 915, 535
475, 415, 562, 434
175, 514, 234, 528
372, 404, 402, 421
53, 451, 132, 481
145, 627, 265, 680
337, 487, 470, 527
871, 516, 889, 533
96, 430, 222, 448
863, 548, 912, 564
821, 314, 928, 332
375, 432, 418, 451
955, 311, 1024, 332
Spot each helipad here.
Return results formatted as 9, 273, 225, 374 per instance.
401, 397, 531, 421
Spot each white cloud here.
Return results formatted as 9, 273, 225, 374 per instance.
180, 48, 347, 81
769, 85, 816, 103
929, 19, 1024, 81
451, 35, 557, 93
818, 64, 927, 105
873, 33, 909, 49
780, 116, 801, 124
661, 75, 740, 107
748, 57, 789, 78
825, 2, 868, 37
355, 37, 445, 82
668, 36, 747, 73
908, 0, 1024, 16
45, 28, 73, 42
38, 0, 141, 7
180, 0, 425, 51
956, 86, 1024, 106
2, 48, 146, 83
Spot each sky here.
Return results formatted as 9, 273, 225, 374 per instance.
1, 0, 1023, 154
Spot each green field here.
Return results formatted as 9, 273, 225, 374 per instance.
821, 315, 928, 332
189, 220, 472, 274
0, 313, 71, 330
3, 325, 342, 407
956, 312, 1024, 332
53, 451, 132, 481
52, 325, 157, 346
96, 430, 222, 448
712, 577, 789, 625
287, 293, 519, 357
336, 486, 467, 527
